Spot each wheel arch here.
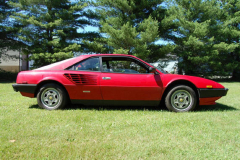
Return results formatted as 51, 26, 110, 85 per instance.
161, 80, 199, 104
34, 80, 70, 100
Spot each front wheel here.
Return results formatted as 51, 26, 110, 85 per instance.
165, 85, 197, 112
37, 83, 68, 110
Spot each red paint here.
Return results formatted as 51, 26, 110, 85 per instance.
100, 73, 162, 100
199, 97, 221, 105
20, 92, 34, 98
15, 54, 227, 106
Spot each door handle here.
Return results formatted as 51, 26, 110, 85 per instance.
102, 77, 111, 80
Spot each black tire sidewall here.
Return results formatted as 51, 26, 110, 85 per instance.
37, 83, 67, 110
165, 85, 197, 112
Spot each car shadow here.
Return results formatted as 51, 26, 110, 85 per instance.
64, 104, 167, 111
29, 104, 167, 111
29, 104, 40, 109
195, 103, 237, 112
29, 103, 237, 112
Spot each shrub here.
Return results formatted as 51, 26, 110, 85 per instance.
0, 69, 18, 82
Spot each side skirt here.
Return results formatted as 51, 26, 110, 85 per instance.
71, 100, 160, 107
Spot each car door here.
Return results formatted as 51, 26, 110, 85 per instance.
100, 56, 163, 106
64, 57, 103, 104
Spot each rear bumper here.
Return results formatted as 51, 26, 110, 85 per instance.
12, 84, 37, 94
198, 88, 228, 98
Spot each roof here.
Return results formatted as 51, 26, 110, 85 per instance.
34, 54, 138, 70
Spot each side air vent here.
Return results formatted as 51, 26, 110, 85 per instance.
64, 73, 98, 85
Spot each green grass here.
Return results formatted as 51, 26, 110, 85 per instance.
0, 82, 239, 159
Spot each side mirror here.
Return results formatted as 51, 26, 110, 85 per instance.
149, 67, 157, 74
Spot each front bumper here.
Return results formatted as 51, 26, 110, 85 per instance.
12, 84, 37, 94
198, 88, 228, 98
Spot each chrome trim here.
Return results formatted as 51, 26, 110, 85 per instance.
102, 77, 111, 80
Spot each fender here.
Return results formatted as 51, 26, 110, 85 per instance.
38, 76, 64, 85
161, 74, 224, 89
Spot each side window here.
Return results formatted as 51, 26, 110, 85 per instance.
68, 57, 100, 71
102, 57, 148, 73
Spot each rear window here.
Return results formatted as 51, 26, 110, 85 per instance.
67, 57, 100, 71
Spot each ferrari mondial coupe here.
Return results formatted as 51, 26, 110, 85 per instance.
12, 54, 228, 112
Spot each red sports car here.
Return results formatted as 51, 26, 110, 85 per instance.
12, 54, 228, 112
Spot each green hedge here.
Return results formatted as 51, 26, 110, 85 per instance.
0, 69, 18, 82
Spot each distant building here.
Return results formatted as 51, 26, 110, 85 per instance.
0, 50, 28, 72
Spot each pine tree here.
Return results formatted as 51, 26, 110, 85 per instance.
89, 0, 171, 61
10, 0, 99, 68
163, 0, 224, 75
0, 0, 21, 63
164, 0, 240, 78
215, 0, 240, 80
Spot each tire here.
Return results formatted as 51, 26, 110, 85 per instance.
165, 85, 197, 112
37, 83, 68, 110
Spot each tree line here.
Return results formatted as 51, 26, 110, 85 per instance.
0, 0, 239, 79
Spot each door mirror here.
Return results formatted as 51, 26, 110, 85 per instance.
149, 67, 157, 74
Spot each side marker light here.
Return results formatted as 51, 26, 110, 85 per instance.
206, 85, 212, 88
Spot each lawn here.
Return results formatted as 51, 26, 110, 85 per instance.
0, 82, 239, 159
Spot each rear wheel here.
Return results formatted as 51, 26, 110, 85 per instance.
37, 83, 67, 110
165, 85, 197, 112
